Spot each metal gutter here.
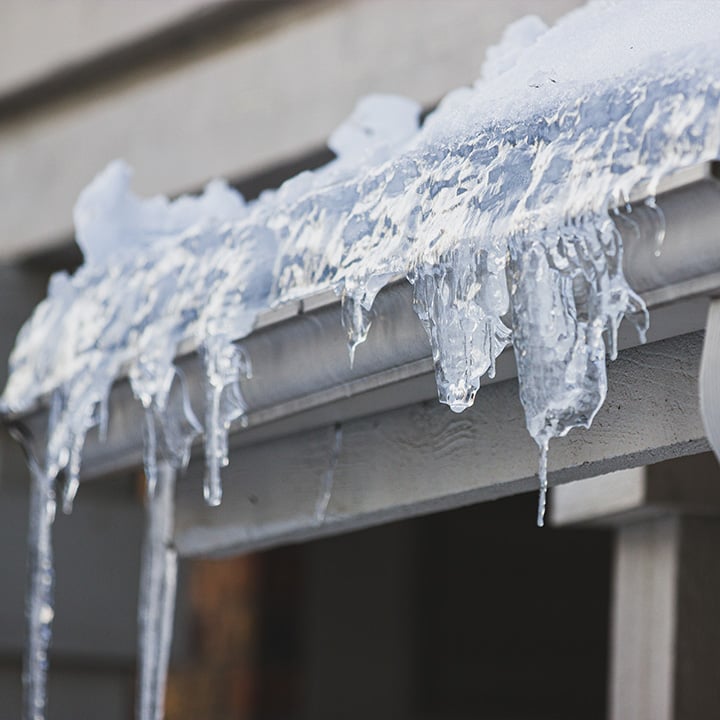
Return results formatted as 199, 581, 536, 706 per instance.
7, 162, 720, 481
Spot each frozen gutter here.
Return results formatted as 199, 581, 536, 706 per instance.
8, 4, 720, 717
6, 161, 719, 491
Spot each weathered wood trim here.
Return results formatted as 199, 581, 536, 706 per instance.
174, 332, 709, 557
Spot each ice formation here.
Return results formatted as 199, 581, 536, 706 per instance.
23, 459, 55, 720
3, 1, 720, 718
314, 424, 344, 525
137, 462, 177, 720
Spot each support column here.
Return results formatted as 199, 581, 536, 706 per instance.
552, 454, 720, 720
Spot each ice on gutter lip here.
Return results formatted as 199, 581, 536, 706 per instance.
1, 161, 715, 423
4, 161, 720, 481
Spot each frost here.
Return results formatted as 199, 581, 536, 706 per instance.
137, 463, 177, 720
4, 1, 720, 717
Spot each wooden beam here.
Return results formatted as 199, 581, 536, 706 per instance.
174, 332, 709, 557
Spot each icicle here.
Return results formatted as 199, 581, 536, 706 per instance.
201, 336, 249, 507
47, 386, 111, 516
203, 381, 224, 507
96, 394, 109, 443
341, 292, 373, 367
44, 389, 69, 483
143, 407, 159, 499
60, 477, 78, 516
409, 248, 511, 413
536, 439, 549, 527
137, 462, 178, 720
643, 196, 667, 257
23, 460, 57, 720
154, 367, 203, 472
314, 424, 343, 524
60, 432, 83, 515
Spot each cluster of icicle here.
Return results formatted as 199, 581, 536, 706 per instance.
3, 2, 720, 719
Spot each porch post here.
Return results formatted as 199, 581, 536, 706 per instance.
551, 455, 720, 720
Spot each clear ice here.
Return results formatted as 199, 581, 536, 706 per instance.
137, 462, 177, 720
23, 460, 56, 720
314, 424, 344, 525
3, 2, 720, 718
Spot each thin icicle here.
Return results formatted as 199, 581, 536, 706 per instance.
96, 394, 109, 443
60, 438, 81, 515
143, 407, 159, 499
60, 408, 92, 514
536, 439, 549, 527
201, 336, 249, 507
153, 367, 203, 472
203, 380, 224, 507
314, 424, 343, 524
341, 293, 373, 367
23, 460, 56, 720
137, 461, 178, 720
644, 196, 667, 257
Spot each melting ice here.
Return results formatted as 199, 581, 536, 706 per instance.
3, 1, 720, 718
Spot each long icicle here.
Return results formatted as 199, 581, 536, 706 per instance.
23, 460, 57, 720
536, 439, 549, 528
136, 461, 178, 720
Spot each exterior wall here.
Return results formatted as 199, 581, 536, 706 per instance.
0, 0, 226, 97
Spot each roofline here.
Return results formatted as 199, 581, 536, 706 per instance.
7, 163, 720, 484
